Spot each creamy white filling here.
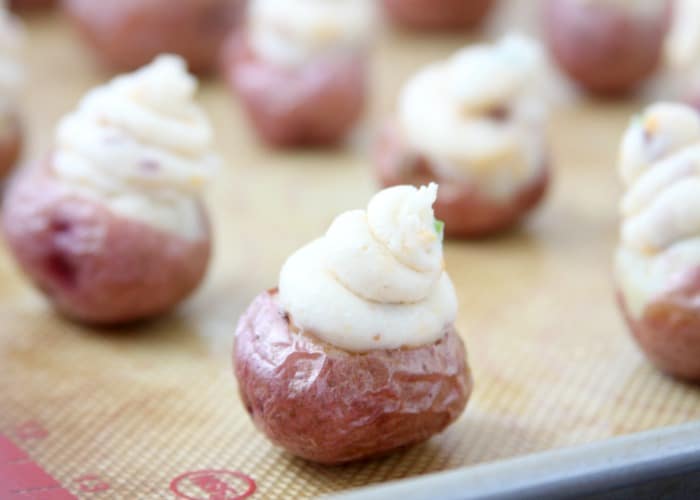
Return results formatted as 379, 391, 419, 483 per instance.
52, 55, 216, 239
279, 184, 458, 352
616, 103, 700, 316
397, 35, 546, 201
249, 0, 376, 67
619, 103, 700, 185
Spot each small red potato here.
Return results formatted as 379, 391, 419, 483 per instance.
62, 0, 246, 74
221, 33, 367, 148
2, 160, 211, 325
618, 268, 700, 382
0, 114, 21, 180
234, 290, 472, 464
382, 0, 496, 32
542, 0, 671, 95
374, 123, 549, 238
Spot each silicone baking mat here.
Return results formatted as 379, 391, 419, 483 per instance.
2, 3, 699, 499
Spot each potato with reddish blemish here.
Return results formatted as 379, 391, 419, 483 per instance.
234, 185, 471, 463
62, 0, 246, 74
382, 0, 496, 32
373, 36, 549, 238
542, 0, 671, 96
2, 56, 216, 325
2, 162, 210, 325
221, 0, 375, 148
615, 103, 700, 381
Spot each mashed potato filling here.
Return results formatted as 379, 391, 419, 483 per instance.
397, 35, 547, 201
279, 184, 458, 352
249, 0, 376, 67
52, 55, 216, 239
616, 103, 700, 317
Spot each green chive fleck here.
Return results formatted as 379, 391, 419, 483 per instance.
434, 219, 444, 236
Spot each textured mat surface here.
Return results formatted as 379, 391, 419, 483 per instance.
1, 3, 699, 499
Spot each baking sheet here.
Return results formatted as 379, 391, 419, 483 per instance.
1, 2, 699, 499
329, 422, 700, 500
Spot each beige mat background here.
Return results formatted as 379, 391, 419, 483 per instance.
1, 2, 699, 499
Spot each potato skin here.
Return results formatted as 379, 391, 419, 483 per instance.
2, 160, 211, 325
542, 0, 671, 96
618, 268, 700, 382
374, 122, 548, 238
234, 290, 472, 464
0, 114, 21, 180
221, 33, 368, 148
382, 0, 496, 31
62, 0, 246, 74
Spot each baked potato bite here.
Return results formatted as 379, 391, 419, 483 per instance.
615, 103, 700, 381
382, 0, 496, 32
2, 55, 215, 325
234, 184, 472, 463
62, 0, 246, 74
221, 0, 375, 148
373, 35, 549, 238
542, 0, 671, 96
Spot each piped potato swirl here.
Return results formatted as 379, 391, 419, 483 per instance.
53, 55, 216, 238
279, 184, 458, 352
616, 103, 700, 316
397, 35, 546, 201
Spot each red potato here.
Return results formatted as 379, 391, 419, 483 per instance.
542, 0, 671, 96
0, 114, 21, 180
374, 123, 549, 238
618, 268, 700, 382
2, 160, 211, 325
382, 0, 496, 31
10, 0, 55, 10
234, 290, 472, 464
62, 0, 246, 74
221, 33, 368, 148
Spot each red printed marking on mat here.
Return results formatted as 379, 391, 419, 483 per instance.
0, 433, 77, 499
14, 421, 49, 442
74, 474, 110, 493
170, 470, 256, 500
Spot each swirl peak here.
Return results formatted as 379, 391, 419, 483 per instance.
279, 184, 456, 352
51, 55, 216, 238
